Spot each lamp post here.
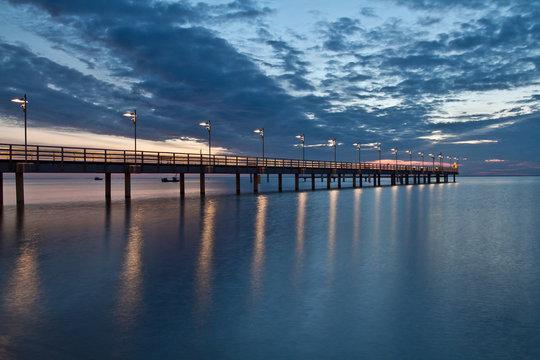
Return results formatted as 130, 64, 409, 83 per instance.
123, 110, 137, 161
391, 148, 398, 169
438, 153, 443, 169
418, 152, 424, 169
454, 157, 459, 169
428, 153, 435, 168
405, 150, 412, 168
11, 94, 28, 161
328, 139, 337, 162
377, 144, 381, 169
296, 134, 305, 161
200, 120, 211, 156
254, 128, 264, 158
353, 143, 361, 164
447, 155, 453, 169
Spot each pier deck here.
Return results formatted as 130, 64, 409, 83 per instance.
0, 143, 458, 204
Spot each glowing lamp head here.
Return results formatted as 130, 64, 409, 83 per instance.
254, 128, 264, 136
11, 96, 27, 110
200, 121, 210, 131
123, 110, 136, 124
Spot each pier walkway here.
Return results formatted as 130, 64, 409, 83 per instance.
0, 143, 458, 204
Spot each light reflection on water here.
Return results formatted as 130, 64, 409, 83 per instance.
115, 205, 144, 329
0, 177, 539, 359
250, 195, 268, 301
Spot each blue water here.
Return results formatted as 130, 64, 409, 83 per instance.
0, 176, 539, 359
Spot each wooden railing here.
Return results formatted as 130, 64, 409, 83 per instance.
0, 144, 457, 173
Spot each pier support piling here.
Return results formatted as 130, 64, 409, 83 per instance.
278, 173, 282, 192
337, 174, 341, 189
311, 173, 315, 190
353, 174, 356, 188
105, 173, 111, 201
16, 172, 24, 205
200, 173, 205, 196
253, 173, 258, 193
0, 173, 3, 206
124, 172, 131, 199
327, 174, 331, 189
236, 173, 241, 195
295, 173, 299, 192
180, 173, 185, 197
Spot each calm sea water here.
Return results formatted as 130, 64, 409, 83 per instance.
0, 176, 539, 359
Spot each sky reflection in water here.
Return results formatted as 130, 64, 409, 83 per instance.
0, 177, 540, 359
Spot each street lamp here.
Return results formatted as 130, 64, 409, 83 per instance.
391, 148, 398, 168
418, 152, 424, 169
438, 153, 443, 168
200, 120, 211, 156
428, 153, 435, 168
254, 128, 264, 158
376, 143, 381, 169
405, 150, 412, 167
353, 142, 362, 165
11, 94, 28, 161
328, 139, 337, 162
454, 157, 459, 169
296, 134, 305, 161
123, 110, 137, 161
447, 155, 452, 168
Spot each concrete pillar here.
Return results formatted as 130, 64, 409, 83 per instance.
200, 173, 206, 195
0, 173, 3, 206
406, 174, 409, 185
105, 173, 111, 201
353, 174, 356, 188
295, 173, 299, 191
278, 173, 282, 192
180, 173, 185, 197
436, 173, 440, 183
337, 174, 341, 189
327, 174, 331, 189
253, 173, 259, 193
311, 173, 315, 190
453, 173, 456, 183
236, 173, 241, 195
16, 172, 24, 205
250, 174, 253, 183
373, 173, 377, 187
391, 174, 395, 186
359, 173, 363, 188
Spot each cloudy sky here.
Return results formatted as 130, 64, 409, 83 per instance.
1, 0, 539, 175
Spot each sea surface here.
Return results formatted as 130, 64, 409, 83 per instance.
0, 176, 539, 359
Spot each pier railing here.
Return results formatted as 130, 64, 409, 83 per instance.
0, 143, 457, 173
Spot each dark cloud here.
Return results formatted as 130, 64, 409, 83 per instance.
0, 0, 539, 173
321, 17, 363, 52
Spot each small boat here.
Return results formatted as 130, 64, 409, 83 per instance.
161, 176, 179, 183
94, 177, 103, 181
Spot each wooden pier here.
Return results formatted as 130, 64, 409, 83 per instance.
0, 143, 458, 205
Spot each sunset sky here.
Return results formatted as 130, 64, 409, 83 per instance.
1, 0, 539, 175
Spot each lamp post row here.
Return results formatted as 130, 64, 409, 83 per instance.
9, 95, 460, 167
